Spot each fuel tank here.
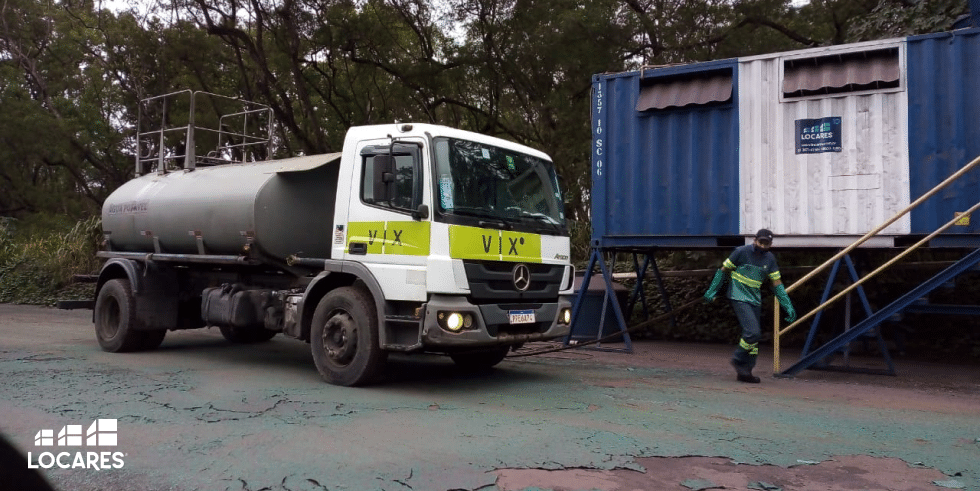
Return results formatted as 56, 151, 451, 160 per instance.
102, 153, 341, 261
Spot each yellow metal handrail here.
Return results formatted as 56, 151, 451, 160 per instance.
773, 154, 980, 373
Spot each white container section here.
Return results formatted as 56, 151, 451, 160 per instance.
737, 38, 911, 247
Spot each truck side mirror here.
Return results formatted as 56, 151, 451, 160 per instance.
412, 204, 429, 221
372, 155, 395, 202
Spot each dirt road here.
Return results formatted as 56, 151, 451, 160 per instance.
1, 303, 977, 491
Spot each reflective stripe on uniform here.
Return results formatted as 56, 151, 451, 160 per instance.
769, 270, 782, 281
739, 338, 759, 355
731, 271, 762, 289
723, 258, 736, 270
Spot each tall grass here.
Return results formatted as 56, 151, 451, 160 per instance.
0, 216, 102, 305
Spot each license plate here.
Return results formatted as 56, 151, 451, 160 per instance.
508, 310, 535, 324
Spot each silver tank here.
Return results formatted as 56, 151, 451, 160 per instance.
102, 153, 341, 261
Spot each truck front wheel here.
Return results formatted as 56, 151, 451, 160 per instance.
95, 278, 166, 352
310, 286, 387, 386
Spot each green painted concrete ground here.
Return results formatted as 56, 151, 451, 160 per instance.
1, 304, 977, 490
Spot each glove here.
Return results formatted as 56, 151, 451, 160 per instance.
774, 284, 796, 323
783, 304, 797, 323
704, 269, 726, 303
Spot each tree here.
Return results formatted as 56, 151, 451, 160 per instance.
0, 0, 968, 223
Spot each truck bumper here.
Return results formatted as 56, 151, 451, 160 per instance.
420, 294, 572, 349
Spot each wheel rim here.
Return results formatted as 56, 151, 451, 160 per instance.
322, 311, 357, 366
99, 297, 121, 339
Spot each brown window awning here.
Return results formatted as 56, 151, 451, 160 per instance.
783, 48, 900, 97
636, 71, 733, 111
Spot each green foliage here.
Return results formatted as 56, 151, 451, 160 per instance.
0, 216, 101, 305
847, 0, 969, 42
610, 251, 741, 343
569, 219, 593, 266
0, 0, 967, 221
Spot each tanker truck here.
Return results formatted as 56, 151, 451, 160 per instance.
92, 91, 574, 386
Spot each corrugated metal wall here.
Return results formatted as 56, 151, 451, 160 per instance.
907, 29, 980, 235
590, 60, 740, 247
737, 39, 911, 239
589, 31, 980, 249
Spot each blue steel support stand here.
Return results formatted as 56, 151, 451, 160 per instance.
627, 254, 651, 320
625, 253, 677, 332
798, 254, 895, 376
564, 248, 633, 353
781, 247, 980, 377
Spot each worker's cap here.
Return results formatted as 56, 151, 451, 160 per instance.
755, 229, 774, 242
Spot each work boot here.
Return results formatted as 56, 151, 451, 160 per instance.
731, 359, 761, 383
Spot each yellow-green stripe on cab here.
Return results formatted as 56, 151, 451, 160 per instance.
448, 225, 542, 263
346, 221, 430, 256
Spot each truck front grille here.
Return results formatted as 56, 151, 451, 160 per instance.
462, 261, 564, 303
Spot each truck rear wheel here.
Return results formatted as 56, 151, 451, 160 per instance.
95, 278, 166, 352
139, 329, 167, 350
450, 347, 510, 371
310, 286, 387, 386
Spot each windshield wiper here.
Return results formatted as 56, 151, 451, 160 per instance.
448, 207, 513, 230
514, 211, 564, 234
447, 207, 495, 219
517, 210, 559, 225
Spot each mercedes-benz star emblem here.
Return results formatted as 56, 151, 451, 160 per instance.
512, 264, 531, 292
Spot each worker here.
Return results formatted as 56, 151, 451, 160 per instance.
704, 229, 797, 383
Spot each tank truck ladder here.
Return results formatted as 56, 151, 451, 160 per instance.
774, 154, 980, 377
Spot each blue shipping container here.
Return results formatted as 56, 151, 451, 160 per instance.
591, 59, 741, 248
592, 29, 980, 249
907, 28, 980, 237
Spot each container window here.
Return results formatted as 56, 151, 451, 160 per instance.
636, 70, 733, 111
783, 47, 900, 98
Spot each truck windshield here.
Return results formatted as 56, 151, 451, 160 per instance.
433, 137, 567, 235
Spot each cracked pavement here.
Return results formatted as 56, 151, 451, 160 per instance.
1, 304, 978, 491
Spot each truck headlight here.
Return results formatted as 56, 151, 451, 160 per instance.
438, 311, 474, 332
560, 308, 572, 325
446, 312, 464, 331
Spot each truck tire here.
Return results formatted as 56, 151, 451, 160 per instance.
450, 347, 510, 371
139, 329, 168, 350
310, 286, 387, 386
218, 326, 278, 343
95, 278, 165, 352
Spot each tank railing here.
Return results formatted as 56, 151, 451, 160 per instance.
773, 153, 980, 373
211, 107, 275, 164
135, 90, 274, 175
136, 90, 191, 175
136, 126, 195, 174
199, 128, 273, 165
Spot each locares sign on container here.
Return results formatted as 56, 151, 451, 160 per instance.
795, 117, 842, 154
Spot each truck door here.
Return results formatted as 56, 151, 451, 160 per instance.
344, 141, 429, 302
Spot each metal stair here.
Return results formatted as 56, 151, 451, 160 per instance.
779, 247, 980, 377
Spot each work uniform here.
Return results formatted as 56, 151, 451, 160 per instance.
722, 244, 781, 371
